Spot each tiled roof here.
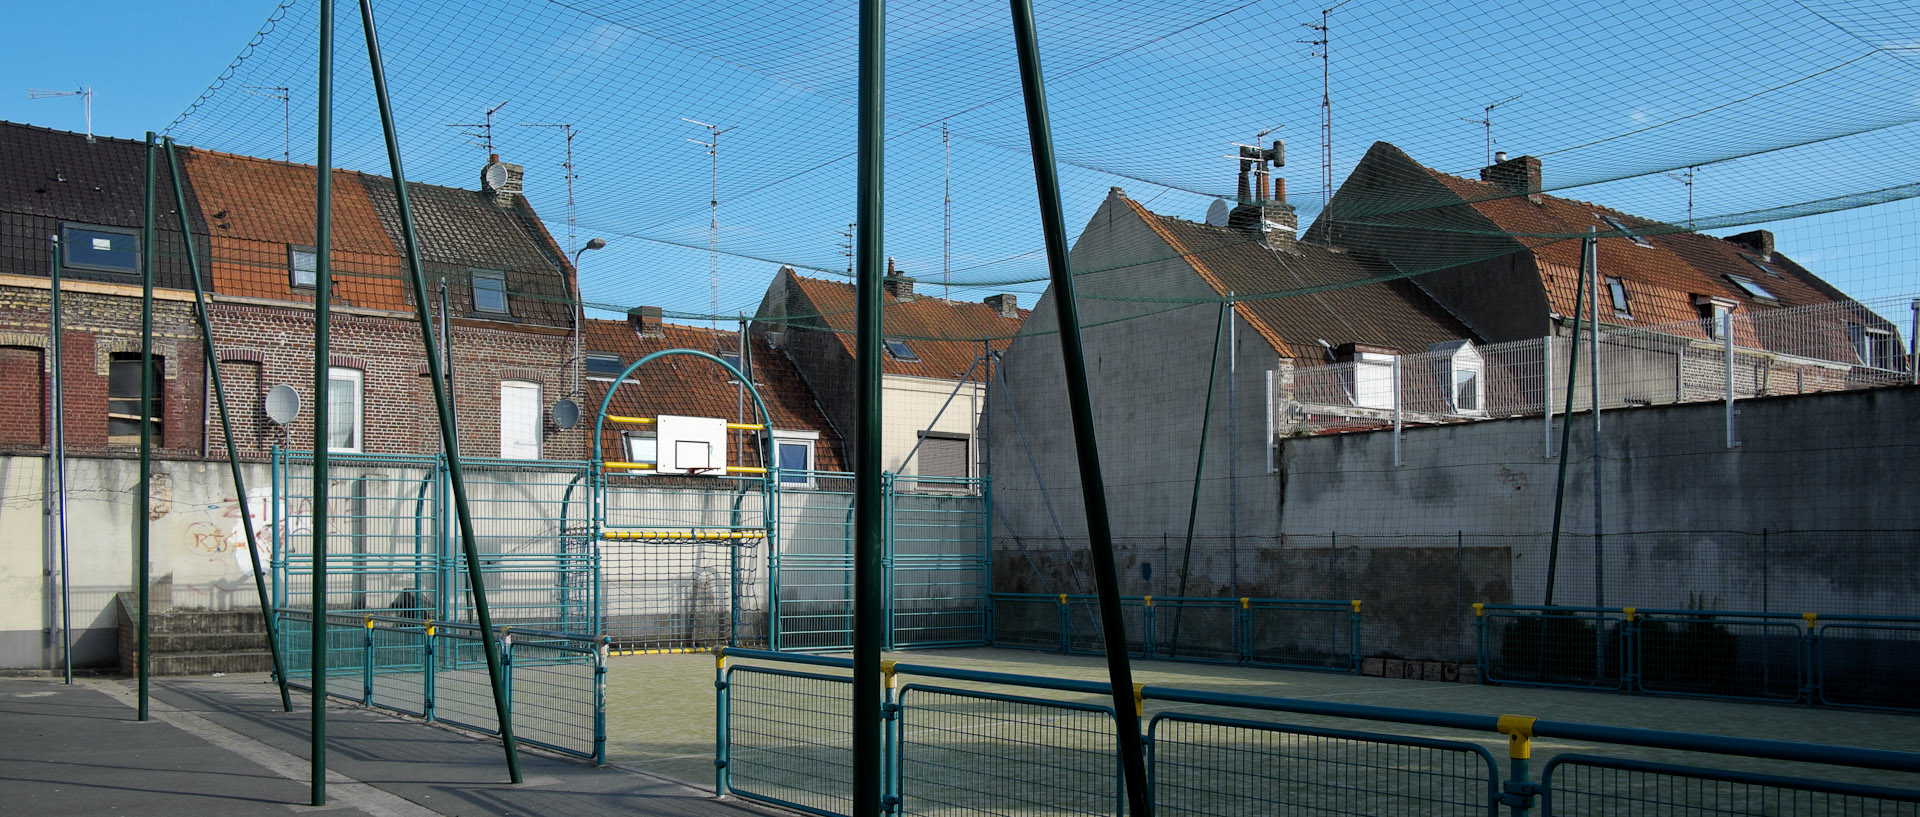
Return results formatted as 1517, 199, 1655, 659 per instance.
780, 270, 1027, 381
583, 318, 846, 471
1124, 195, 1480, 360
0, 121, 200, 289
356, 174, 572, 325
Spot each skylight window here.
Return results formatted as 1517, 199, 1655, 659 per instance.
1598, 213, 1653, 248
1606, 276, 1631, 318
1741, 253, 1780, 277
884, 338, 920, 362
1726, 275, 1777, 301
585, 353, 626, 376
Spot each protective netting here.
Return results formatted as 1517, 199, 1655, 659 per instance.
156, 0, 1918, 674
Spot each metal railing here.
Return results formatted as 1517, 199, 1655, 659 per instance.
712, 647, 1920, 817
274, 609, 609, 763
990, 594, 1361, 672
1476, 604, 1920, 712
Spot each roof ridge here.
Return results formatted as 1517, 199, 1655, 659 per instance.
0, 119, 147, 148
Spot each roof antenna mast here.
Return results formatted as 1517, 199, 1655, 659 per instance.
1301, 0, 1350, 229
522, 123, 580, 252
241, 85, 292, 162
1663, 166, 1697, 229
943, 123, 952, 300
684, 117, 735, 329
1462, 94, 1522, 168
29, 86, 94, 142
446, 99, 511, 157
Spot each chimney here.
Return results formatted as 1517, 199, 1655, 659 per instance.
482, 153, 526, 207
983, 294, 1020, 318
627, 305, 664, 339
883, 257, 916, 300
1236, 157, 1252, 204
1227, 171, 1298, 250
1725, 229, 1774, 261
1480, 154, 1542, 204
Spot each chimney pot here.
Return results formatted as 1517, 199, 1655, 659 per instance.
883, 261, 917, 300
1494, 150, 1508, 163
1480, 154, 1542, 204
627, 305, 664, 339
1725, 229, 1775, 261
984, 294, 1020, 318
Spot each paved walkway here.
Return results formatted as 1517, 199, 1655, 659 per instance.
0, 676, 777, 817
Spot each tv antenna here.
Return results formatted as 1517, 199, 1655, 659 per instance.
1663, 166, 1696, 229
943, 123, 952, 299
446, 99, 510, 156
684, 117, 734, 328
1461, 94, 1523, 168
29, 86, 94, 142
522, 123, 580, 251
1301, 0, 1352, 228
840, 223, 856, 275
242, 85, 291, 162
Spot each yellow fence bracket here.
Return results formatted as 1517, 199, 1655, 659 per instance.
1240, 597, 1251, 609
881, 660, 899, 689
1472, 603, 1484, 617
1351, 600, 1363, 613
1497, 714, 1537, 759
1143, 596, 1153, 608
1803, 612, 1818, 627
1623, 607, 1637, 622
1132, 683, 1145, 717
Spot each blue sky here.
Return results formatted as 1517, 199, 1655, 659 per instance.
5, 0, 1916, 327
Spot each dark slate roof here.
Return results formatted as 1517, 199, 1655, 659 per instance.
0, 121, 202, 289
356, 174, 573, 326
583, 318, 846, 471
779, 269, 1028, 381
1121, 194, 1480, 359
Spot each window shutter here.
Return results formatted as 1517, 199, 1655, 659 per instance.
920, 436, 968, 480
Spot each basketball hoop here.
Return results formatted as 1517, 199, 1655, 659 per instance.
682, 466, 717, 477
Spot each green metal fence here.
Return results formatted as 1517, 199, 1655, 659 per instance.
1476, 604, 1920, 712
991, 593, 1362, 672
274, 609, 609, 763
712, 647, 1920, 817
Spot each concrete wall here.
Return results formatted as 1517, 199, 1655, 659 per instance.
1, 455, 276, 669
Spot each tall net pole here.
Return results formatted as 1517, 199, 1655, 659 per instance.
309, 0, 335, 802
852, 0, 887, 811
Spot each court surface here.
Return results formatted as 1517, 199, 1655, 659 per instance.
607, 646, 1920, 791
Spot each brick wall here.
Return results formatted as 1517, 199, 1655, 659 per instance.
0, 345, 44, 445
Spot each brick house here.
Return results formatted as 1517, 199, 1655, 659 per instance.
0, 121, 586, 462
1310, 142, 1906, 402
753, 264, 1027, 484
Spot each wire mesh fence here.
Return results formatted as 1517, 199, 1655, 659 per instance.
989, 593, 1360, 671
723, 664, 856, 817
897, 685, 1119, 817
1541, 755, 1920, 817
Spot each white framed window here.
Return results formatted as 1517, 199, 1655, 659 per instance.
1849, 325, 1896, 370
327, 367, 363, 453
622, 431, 657, 465
499, 380, 542, 460
289, 246, 317, 288
472, 269, 509, 314
1345, 352, 1397, 410
1605, 276, 1632, 319
1429, 340, 1483, 416
771, 430, 818, 488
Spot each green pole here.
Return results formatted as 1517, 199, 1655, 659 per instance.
1543, 230, 1593, 607
1171, 301, 1227, 656
164, 139, 294, 713
1006, 2, 1152, 812
853, 0, 886, 809
311, 0, 334, 803
137, 132, 157, 722
358, 0, 521, 782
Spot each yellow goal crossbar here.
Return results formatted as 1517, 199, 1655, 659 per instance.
606, 415, 764, 430
601, 529, 770, 541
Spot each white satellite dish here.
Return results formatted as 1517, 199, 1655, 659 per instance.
481, 161, 510, 193
264, 384, 300, 425
1205, 199, 1232, 227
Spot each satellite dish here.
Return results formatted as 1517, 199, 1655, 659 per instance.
551, 398, 580, 430
264, 384, 300, 425
481, 161, 510, 193
1205, 199, 1232, 227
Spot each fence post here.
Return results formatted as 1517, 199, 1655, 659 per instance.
1349, 600, 1363, 673
1621, 608, 1639, 694
883, 472, 896, 651
881, 660, 901, 814
1542, 336, 1553, 458
1142, 596, 1155, 659
501, 631, 515, 729
1391, 356, 1403, 466
1472, 604, 1488, 681
1239, 597, 1252, 666
1497, 715, 1539, 816
594, 637, 609, 766
1800, 612, 1820, 706
362, 617, 374, 706
423, 622, 437, 722
1723, 311, 1739, 449
714, 652, 730, 795
1058, 594, 1070, 654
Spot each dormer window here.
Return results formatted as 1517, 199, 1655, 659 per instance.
1336, 344, 1398, 410
1598, 214, 1653, 248
1428, 340, 1483, 416
1694, 296, 1737, 340
884, 338, 920, 362
472, 269, 509, 314
1849, 325, 1896, 370
1726, 275, 1776, 302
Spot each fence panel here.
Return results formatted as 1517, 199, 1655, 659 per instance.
448, 460, 596, 634
987, 593, 1066, 651
1635, 614, 1804, 702
724, 665, 854, 817
888, 476, 989, 650
1151, 598, 1243, 664
1066, 597, 1150, 658
1246, 601, 1358, 671
1542, 754, 1920, 817
898, 685, 1118, 817
1479, 608, 1627, 690
773, 474, 857, 652
598, 478, 760, 649
1819, 622, 1920, 712
1150, 713, 1499, 817
273, 451, 443, 621
506, 633, 605, 761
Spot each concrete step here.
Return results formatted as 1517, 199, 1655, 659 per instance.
151, 651, 276, 677
150, 632, 269, 654
149, 610, 269, 634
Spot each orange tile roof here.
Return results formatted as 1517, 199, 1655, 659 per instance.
582, 318, 845, 471
780, 270, 1027, 381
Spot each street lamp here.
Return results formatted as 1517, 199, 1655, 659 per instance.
569, 238, 607, 439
